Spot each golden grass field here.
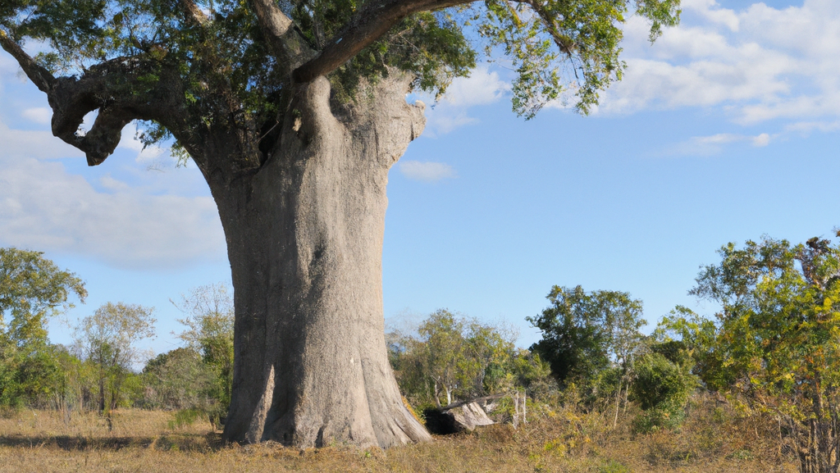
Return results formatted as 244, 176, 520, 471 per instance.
0, 398, 797, 472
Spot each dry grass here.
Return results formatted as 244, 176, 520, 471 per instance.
0, 397, 798, 472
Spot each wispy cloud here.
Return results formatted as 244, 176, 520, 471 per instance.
666, 131, 774, 156
421, 67, 509, 136
0, 120, 83, 159
784, 120, 840, 135
398, 160, 457, 182
21, 107, 51, 124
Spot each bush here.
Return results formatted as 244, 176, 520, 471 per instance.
631, 353, 694, 432
632, 353, 693, 411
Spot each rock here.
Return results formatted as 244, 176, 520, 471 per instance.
424, 401, 495, 434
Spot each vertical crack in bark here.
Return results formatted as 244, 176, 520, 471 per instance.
246, 365, 275, 443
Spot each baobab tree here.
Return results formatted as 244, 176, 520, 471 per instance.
0, 0, 679, 448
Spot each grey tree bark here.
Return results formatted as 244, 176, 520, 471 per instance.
1, 0, 445, 450
208, 74, 431, 448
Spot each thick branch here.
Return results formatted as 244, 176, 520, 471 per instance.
291, 0, 467, 83
0, 30, 56, 93
45, 57, 197, 166
248, 0, 314, 72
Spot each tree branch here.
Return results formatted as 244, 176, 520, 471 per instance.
248, 0, 314, 72
179, 0, 209, 25
0, 30, 57, 93
521, 0, 576, 56
291, 0, 467, 83
45, 56, 198, 166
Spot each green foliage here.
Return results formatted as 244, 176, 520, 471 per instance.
656, 232, 840, 472
0, 248, 87, 347
141, 347, 213, 410
528, 285, 645, 387
74, 302, 156, 412
631, 353, 693, 411
388, 309, 544, 407
631, 398, 686, 434
173, 283, 234, 425
655, 305, 724, 389
0, 248, 86, 407
167, 407, 204, 430
1, 0, 680, 156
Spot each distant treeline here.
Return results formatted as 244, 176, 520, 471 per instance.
4, 231, 840, 473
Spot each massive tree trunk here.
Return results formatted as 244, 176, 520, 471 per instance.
207, 74, 430, 448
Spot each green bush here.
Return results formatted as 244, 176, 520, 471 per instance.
631, 399, 687, 433
631, 353, 694, 432
632, 353, 693, 411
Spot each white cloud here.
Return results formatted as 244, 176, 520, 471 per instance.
398, 160, 457, 182
752, 133, 771, 147
784, 120, 840, 135
683, 0, 741, 31
117, 124, 174, 168
440, 68, 508, 107
666, 131, 776, 156
99, 174, 131, 192
21, 107, 51, 124
0, 120, 83, 159
0, 119, 225, 269
421, 67, 509, 136
601, 0, 840, 126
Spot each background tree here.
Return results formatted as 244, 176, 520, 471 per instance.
141, 347, 212, 411
388, 309, 527, 409
74, 302, 156, 413
0, 0, 679, 447
528, 285, 646, 396
629, 350, 695, 433
657, 234, 840, 473
417, 309, 467, 407
0, 248, 86, 407
173, 283, 234, 425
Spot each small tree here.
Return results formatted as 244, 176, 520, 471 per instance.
0, 248, 86, 407
528, 286, 646, 405
75, 302, 156, 412
658, 233, 840, 473
417, 310, 466, 406
174, 283, 234, 424
389, 310, 521, 408
142, 347, 213, 410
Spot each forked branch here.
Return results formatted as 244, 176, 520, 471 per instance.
291, 0, 467, 83
47, 57, 194, 166
248, 0, 315, 72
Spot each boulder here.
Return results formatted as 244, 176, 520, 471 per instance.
424, 400, 495, 434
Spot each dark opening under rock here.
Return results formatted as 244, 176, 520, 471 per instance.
424, 401, 495, 435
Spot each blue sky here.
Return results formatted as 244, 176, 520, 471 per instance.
1, 0, 839, 355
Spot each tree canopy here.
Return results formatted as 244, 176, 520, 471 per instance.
656, 233, 840, 472
0, 0, 679, 166
0, 248, 87, 406
527, 285, 645, 385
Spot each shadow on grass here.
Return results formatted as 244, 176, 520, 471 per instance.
0, 432, 224, 452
